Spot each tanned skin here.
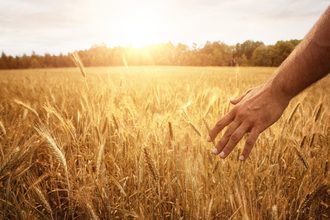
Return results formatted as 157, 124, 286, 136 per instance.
207, 6, 330, 161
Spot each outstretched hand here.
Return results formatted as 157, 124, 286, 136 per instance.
207, 82, 290, 160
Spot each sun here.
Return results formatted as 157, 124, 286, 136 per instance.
92, 0, 169, 48
112, 16, 163, 48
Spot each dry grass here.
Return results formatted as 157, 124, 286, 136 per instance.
0, 66, 329, 219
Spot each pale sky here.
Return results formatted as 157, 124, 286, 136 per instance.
0, 0, 329, 55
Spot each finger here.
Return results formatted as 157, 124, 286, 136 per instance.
230, 94, 245, 105
239, 128, 260, 161
230, 88, 252, 105
211, 121, 240, 155
219, 123, 250, 159
207, 111, 235, 142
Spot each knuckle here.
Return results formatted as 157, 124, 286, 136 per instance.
215, 120, 223, 127
224, 131, 232, 138
246, 139, 254, 147
219, 139, 227, 147
245, 117, 254, 125
236, 111, 245, 120
252, 126, 261, 134
231, 106, 238, 114
231, 134, 240, 142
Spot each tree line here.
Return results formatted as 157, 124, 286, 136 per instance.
0, 40, 300, 69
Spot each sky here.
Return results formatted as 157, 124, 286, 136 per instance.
0, 0, 329, 55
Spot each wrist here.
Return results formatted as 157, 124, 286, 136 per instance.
266, 76, 292, 106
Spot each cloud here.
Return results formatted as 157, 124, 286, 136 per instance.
0, 0, 328, 55
0, 0, 87, 30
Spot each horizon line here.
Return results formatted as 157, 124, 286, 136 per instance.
1, 38, 302, 57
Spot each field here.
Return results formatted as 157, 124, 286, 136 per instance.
0, 66, 329, 219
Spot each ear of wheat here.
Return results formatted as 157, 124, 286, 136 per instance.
143, 147, 159, 181
287, 103, 300, 123
0, 120, 6, 136
189, 122, 201, 137
293, 146, 309, 170
168, 122, 174, 140
96, 140, 106, 177
70, 52, 86, 78
34, 126, 69, 183
32, 186, 52, 214
0, 138, 36, 178
313, 103, 323, 122
13, 99, 40, 119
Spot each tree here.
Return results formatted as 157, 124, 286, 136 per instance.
30, 58, 41, 68
272, 40, 300, 66
199, 41, 232, 66
0, 52, 8, 69
234, 40, 264, 62
0, 39, 301, 69
252, 45, 274, 66
237, 54, 249, 66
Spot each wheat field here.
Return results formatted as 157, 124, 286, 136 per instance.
0, 66, 329, 219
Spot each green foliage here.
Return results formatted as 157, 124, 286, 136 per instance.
237, 54, 250, 66
251, 40, 301, 66
234, 40, 264, 60
0, 40, 301, 69
252, 45, 274, 66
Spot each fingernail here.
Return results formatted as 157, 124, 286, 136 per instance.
206, 135, 211, 142
239, 155, 245, 161
211, 148, 219, 155
219, 151, 225, 158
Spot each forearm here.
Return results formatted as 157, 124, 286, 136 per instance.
269, 6, 330, 101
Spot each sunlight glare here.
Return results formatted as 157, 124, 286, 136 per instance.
94, 0, 169, 48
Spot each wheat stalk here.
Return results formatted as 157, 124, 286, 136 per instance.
86, 202, 100, 220
313, 103, 323, 122
296, 184, 330, 219
189, 122, 201, 137
299, 136, 307, 148
32, 186, 52, 214
110, 175, 127, 196
293, 146, 309, 170
143, 147, 159, 181
96, 140, 106, 176
287, 103, 300, 123
101, 117, 108, 134
34, 126, 69, 183
43, 105, 76, 140
13, 99, 40, 119
112, 114, 119, 130
203, 118, 215, 145
0, 120, 6, 136
0, 141, 35, 177
168, 122, 174, 140
324, 160, 329, 177
70, 52, 86, 78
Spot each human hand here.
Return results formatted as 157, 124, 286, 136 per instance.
207, 82, 290, 160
